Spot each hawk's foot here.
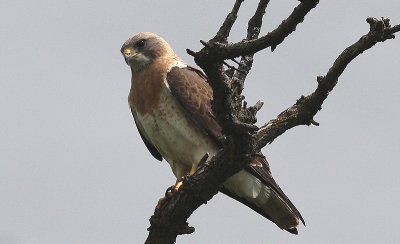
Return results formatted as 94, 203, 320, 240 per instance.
155, 185, 176, 210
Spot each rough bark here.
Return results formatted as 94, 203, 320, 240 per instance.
144, 0, 399, 243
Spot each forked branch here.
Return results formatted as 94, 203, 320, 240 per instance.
257, 17, 400, 147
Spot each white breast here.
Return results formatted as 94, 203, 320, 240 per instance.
133, 81, 218, 178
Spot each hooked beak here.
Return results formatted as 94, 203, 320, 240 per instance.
123, 48, 136, 65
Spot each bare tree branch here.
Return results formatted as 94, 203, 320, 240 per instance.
212, 0, 244, 43
194, 0, 319, 62
231, 0, 270, 123
257, 17, 399, 147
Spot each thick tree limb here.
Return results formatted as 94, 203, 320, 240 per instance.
257, 17, 400, 147
144, 0, 398, 242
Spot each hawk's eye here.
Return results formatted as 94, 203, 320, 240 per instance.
135, 39, 146, 49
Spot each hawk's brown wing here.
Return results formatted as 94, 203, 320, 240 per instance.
166, 66, 304, 233
167, 66, 223, 144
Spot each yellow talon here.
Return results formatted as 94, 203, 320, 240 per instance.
174, 180, 183, 191
173, 164, 199, 192
189, 164, 198, 176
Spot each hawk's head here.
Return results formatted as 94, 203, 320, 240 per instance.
121, 32, 175, 73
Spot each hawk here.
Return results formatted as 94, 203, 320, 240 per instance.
121, 32, 304, 234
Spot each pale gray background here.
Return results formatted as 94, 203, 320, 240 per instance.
1, 1, 399, 243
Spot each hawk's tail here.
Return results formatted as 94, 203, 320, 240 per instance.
221, 155, 304, 234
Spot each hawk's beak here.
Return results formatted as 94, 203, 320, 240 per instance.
123, 48, 136, 65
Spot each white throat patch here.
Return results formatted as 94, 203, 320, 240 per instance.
130, 54, 152, 73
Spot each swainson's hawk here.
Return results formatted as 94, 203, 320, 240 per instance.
121, 32, 304, 234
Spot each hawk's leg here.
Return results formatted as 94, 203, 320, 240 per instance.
156, 153, 210, 210
175, 153, 209, 191
154, 168, 195, 210
173, 163, 197, 192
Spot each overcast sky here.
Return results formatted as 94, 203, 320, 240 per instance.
1, 1, 400, 243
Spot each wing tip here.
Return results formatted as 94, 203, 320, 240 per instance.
300, 214, 306, 226
286, 213, 306, 235
285, 227, 298, 235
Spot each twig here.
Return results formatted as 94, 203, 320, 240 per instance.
231, 0, 271, 92
222, 61, 246, 74
212, 0, 244, 43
